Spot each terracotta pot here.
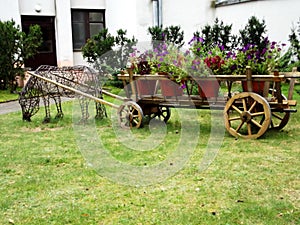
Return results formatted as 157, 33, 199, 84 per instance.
136, 79, 156, 96
197, 80, 220, 98
160, 79, 183, 97
242, 81, 265, 95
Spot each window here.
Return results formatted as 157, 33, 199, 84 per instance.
215, 0, 257, 7
71, 9, 105, 50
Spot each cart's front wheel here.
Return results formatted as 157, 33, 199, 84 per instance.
118, 101, 144, 128
224, 92, 271, 139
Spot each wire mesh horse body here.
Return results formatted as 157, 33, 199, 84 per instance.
19, 65, 106, 123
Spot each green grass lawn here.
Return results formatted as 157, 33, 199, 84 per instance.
0, 88, 21, 102
0, 84, 299, 224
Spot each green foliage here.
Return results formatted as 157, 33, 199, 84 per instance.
279, 19, 300, 71
0, 90, 299, 224
82, 28, 115, 63
148, 25, 185, 48
82, 28, 137, 87
192, 18, 237, 52
0, 20, 42, 92
82, 28, 137, 74
238, 16, 267, 52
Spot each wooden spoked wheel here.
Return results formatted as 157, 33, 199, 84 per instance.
224, 92, 272, 139
118, 101, 144, 128
268, 89, 290, 130
150, 106, 171, 123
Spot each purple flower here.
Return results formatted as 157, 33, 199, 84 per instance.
198, 37, 204, 43
180, 83, 187, 89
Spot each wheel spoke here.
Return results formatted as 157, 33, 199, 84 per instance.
247, 123, 252, 135
133, 119, 139, 126
232, 105, 242, 114
251, 119, 263, 128
229, 116, 241, 121
236, 121, 244, 132
242, 99, 247, 111
272, 112, 283, 120
251, 111, 265, 117
248, 101, 257, 112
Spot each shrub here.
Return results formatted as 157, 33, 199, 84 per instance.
0, 20, 42, 92
82, 28, 137, 87
192, 18, 237, 53
147, 25, 184, 48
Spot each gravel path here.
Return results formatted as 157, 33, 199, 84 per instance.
0, 100, 21, 115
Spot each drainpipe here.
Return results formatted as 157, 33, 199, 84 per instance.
152, 0, 162, 26
158, 0, 162, 26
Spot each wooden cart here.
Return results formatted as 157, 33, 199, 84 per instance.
117, 66, 299, 139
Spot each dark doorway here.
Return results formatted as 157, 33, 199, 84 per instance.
21, 16, 57, 70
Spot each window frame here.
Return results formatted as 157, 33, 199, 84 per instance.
215, 0, 258, 7
71, 9, 105, 51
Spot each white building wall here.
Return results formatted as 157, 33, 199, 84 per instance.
1, 0, 300, 67
163, 0, 214, 47
0, 0, 21, 25
214, 0, 300, 46
19, 0, 56, 16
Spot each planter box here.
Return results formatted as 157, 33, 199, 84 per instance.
242, 81, 265, 96
136, 79, 157, 96
160, 79, 183, 97
197, 79, 220, 98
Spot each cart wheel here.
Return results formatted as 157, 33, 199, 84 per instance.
118, 101, 144, 128
150, 106, 171, 123
224, 92, 271, 139
268, 89, 290, 130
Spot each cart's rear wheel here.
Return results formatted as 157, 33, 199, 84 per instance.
150, 106, 171, 123
224, 92, 271, 139
118, 101, 144, 128
268, 89, 290, 130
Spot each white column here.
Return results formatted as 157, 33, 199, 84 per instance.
55, 0, 74, 66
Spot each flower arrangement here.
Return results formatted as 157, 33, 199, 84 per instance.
127, 42, 211, 82
189, 35, 285, 75
222, 38, 285, 75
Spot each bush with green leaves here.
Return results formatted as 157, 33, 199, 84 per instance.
238, 16, 268, 53
191, 18, 237, 54
278, 19, 300, 71
0, 20, 42, 92
147, 25, 184, 48
82, 28, 137, 87
82, 28, 137, 71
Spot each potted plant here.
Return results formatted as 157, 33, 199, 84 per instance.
222, 38, 284, 95
189, 38, 224, 98
129, 43, 188, 97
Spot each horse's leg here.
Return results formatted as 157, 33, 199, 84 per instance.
53, 94, 64, 119
79, 97, 89, 123
42, 95, 51, 123
95, 99, 107, 119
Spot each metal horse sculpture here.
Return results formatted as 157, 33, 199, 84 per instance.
19, 65, 106, 123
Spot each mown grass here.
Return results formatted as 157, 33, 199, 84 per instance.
0, 84, 299, 224
0, 88, 21, 102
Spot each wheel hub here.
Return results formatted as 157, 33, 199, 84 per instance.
240, 111, 251, 123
